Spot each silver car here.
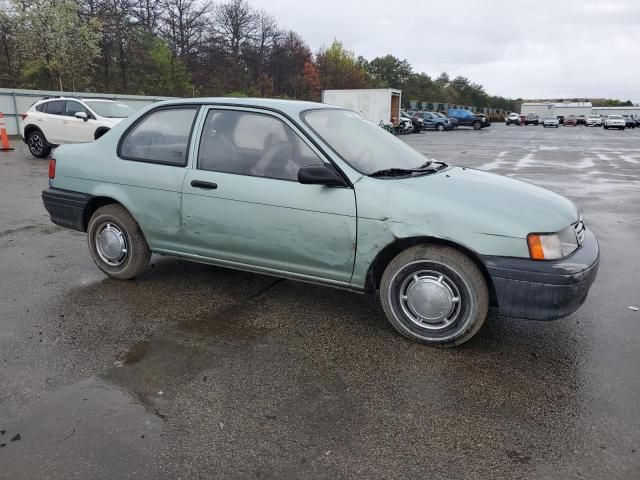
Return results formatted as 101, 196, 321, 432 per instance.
542, 116, 559, 128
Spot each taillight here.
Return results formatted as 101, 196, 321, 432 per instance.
48, 158, 56, 179
20, 113, 28, 120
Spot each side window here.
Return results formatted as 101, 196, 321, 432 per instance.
198, 110, 323, 181
64, 101, 87, 117
44, 100, 64, 115
120, 107, 197, 165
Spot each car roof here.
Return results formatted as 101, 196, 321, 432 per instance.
37, 97, 116, 103
153, 97, 339, 116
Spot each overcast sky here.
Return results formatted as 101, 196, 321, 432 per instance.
250, 0, 639, 102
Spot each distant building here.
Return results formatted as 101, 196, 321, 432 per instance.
521, 102, 593, 117
521, 101, 640, 117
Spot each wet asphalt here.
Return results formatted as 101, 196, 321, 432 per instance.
1, 124, 639, 479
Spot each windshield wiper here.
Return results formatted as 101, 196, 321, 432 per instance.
369, 161, 447, 178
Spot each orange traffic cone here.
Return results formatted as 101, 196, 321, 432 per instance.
0, 112, 14, 151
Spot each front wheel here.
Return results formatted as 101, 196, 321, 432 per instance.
472, 121, 482, 130
27, 130, 52, 158
436, 123, 445, 132
87, 204, 151, 280
379, 245, 489, 347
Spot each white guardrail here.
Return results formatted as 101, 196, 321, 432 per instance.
0, 88, 174, 136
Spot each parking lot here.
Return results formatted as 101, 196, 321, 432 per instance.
1, 123, 639, 479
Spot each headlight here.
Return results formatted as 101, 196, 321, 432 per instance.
527, 225, 579, 260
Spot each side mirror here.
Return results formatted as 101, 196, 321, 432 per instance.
75, 111, 88, 121
298, 164, 348, 188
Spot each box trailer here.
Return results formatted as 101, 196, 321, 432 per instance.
321, 88, 401, 125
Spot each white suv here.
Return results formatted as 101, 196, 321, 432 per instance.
21, 97, 134, 157
586, 115, 602, 127
603, 115, 626, 131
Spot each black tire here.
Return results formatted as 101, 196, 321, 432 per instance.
436, 123, 445, 132
27, 129, 52, 158
379, 245, 489, 347
472, 121, 482, 130
87, 204, 151, 280
94, 128, 110, 140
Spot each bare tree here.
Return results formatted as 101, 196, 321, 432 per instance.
212, 0, 257, 61
161, 0, 210, 62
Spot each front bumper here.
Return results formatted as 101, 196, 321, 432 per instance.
42, 188, 93, 232
481, 229, 599, 321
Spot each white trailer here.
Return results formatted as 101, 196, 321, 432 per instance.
321, 88, 401, 125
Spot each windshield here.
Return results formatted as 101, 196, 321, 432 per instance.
544, 116, 556, 120
303, 109, 431, 175
85, 101, 135, 118
434, 112, 447, 118
609, 115, 623, 119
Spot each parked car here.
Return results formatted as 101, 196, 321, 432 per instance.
524, 113, 539, 126
556, 115, 565, 125
586, 115, 602, 127
21, 97, 135, 158
404, 111, 424, 132
447, 109, 489, 129
505, 113, 522, 126
42, 98, 599, 347
542, 115, 559, 128
622, 115, 636, 129
576, 115, 586, 126
398, 112, 414, 134
564, 116, 577, 127
604, 115, 626, 130
412, 111, 454, 131
434, 112, 458, 128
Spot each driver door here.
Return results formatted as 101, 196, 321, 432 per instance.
63, 100, 97, 143
181, 107, 357, 285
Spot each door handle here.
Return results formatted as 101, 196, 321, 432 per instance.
191, 180, 217, 190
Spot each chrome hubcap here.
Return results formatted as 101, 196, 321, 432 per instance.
29, 135, 43, 154
96, 223, 128, 266
399, 270, 461, 331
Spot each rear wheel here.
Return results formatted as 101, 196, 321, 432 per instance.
379, 245, 489, 347
27, 130, 51, 158
87, 204, 151, 280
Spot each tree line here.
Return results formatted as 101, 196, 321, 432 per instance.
1, 0, 519, 110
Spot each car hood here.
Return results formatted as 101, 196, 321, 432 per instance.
356, 166, 579, 240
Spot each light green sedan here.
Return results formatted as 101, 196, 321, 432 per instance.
43, 98, 599, 346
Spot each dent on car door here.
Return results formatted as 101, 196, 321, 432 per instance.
117, 106, 197, 252
181, 108, 357, 285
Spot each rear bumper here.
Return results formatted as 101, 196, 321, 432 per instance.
42, 188, 92, 232
482, 229, 600, 321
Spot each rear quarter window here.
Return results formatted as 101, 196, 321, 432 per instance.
119, 107, 198, 166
